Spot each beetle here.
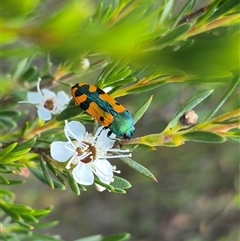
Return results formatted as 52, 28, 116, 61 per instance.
71, 83, 135, 139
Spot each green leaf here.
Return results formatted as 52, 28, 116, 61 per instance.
133, 95, 152, 124
21, 231, 63, 241
111, 176, 131, 190
96, 60, 119, 87
209, 0, 240, 22
114, 78, 166, 97
0, 116, 18, 132
2, 162, 26, 168
93, 178, 127, 194
120, 157, 157, 182
1, 110, 21, 117
3, 180, 26, 185
1, 142, 18, 157
0, 188, 15, 199
159, 0, 174, 24
2, 149, 31, 164
100, 5, 112, 22
92, 2, 103, 22
227, 136, 240, 144
147, 24, 192, 51
45, 160, 58, 176
32, 208, 52, 218
19, 213, 39, 223
19, 67, 38, 82
6, 149, 30, 157
110, 77, 137, 88
102, 233, 131, 241
0, 166, 9, 173
0, 201, 22, 222
66, 170, 81, 195
12, 56, 35, 80
16, 220, 34, 229
73, 235, 102, 241
96, 60, 134, 88
126, 82, 165, 95
93, 178, 118, 193
204, 73, 240, 121
8, 203, 34, 214
107, 62, 128, 78
104, 69, 132, 87
40, 157, 54, 189
172, 0, 197, 28
160, 23, 192, 45
0, 174, 10, 184
182, 131, 226, 143
13, 138, 36, 151
166, 89, 214, 130
32, 220, 59, 230
197, 0, 223, 24
2, 0, 39, 18
54, 172, 67, 186
112, 188, 127, 194
1, 139, 34, 164
56, 105, 83, 121
30, 167, 66, 190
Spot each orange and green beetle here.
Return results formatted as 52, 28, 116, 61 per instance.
71, 83, 135, 139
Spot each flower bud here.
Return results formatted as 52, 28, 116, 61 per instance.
179, 110, 198, 126
80, 58, 90, 71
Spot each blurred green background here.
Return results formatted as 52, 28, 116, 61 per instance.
3, 0, 240, 240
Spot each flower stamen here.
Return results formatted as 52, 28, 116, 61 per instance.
99, 153, 132, 159
36, 78, 43, 98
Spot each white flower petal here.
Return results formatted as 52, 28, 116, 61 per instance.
95, 128, 116, 149
51, 91, 70, 114
27, 92, 42, 104
95, 184, 106, 192
37, 108, 52, 121
42, 89, 56, 98
65, 121, 86, 140
93, 159, 113, 183
72, 163, 94, 185
50, 141, 74, 162
56, 91, 71, 105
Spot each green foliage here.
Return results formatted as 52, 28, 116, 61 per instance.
29, 167, 66, 190
72, 233, 130, 241
96, 60, 136, 89
94, 176, 131, 194
181, 131, 226, 143
120, 157, 157, 182
133, 95, 153, 124
111, 176, 132, 190
1, 0, 239, 240
101, 233, 131, 241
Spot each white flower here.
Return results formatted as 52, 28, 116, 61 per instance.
50, 120, 131, 191
19, 78, 71, 121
